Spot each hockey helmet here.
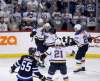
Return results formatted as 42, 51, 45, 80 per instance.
74, 24, 82, 31
28, 47, 36, 56
43, 23, 51, 28
37, 18, 44, 26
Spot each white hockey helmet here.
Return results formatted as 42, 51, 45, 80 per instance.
74, 24, 82, 31
55, 38, 62, 46
37, 18, 44, 26
43, 23, 51, 29
43, 23, 50, 28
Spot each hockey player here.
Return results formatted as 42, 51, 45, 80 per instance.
70, 24, 92, 72
10, 47, 46, 81
30, 18, 47, 67
30, 18, 47, 53
38, 23, 57, 67
43, 23, 57, 47
30, 22, 56, 67
42, 39, 70, 81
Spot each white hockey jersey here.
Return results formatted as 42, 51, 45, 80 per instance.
44, 33, 57, 46
74, 30, 90, 47
32, 27, 45, 40
45, 47, 71, 63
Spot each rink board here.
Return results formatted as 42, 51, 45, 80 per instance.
0, 32, 100, 58
0, 53, 100, 58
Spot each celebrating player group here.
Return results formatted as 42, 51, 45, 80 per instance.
10, 18, 92, 81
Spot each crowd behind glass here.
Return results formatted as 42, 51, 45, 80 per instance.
0, 0, 99, 32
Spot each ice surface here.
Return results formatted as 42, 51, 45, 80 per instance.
0, 58, 100, 81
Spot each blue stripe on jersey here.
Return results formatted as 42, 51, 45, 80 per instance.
32, 68, 38, 71
14, 60, 20, 67
14, 63, 19, 67
47, 77, 52, 80
32, 67, 39, 73
17, 74, 32, 80
32, 67, 38, 69
33, 70, 39, 73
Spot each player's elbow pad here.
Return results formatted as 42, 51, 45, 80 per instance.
88, 37, 92, 43
30, 31, 36, 37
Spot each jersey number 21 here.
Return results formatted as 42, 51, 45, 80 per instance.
54, 50, 63, 58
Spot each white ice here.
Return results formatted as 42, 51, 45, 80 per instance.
0, 58, 100, 81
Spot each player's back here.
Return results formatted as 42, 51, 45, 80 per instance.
17, 55, 37, 78
74, 30, 89, 45
47, 46, 69, 63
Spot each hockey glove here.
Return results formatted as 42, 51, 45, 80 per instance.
88, 37, 92, 43
40, 54, 47, 61
30, 31, 36, 37
40, 76, 46, 81
10, 66, 16, 73
34, 72, 46, 81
